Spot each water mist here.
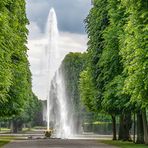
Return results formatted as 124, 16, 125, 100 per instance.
44, 8, 75, 138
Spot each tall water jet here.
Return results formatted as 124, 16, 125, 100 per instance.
45, 8, 75, 138
45, 8, 59, 131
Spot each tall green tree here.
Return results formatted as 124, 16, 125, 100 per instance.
61, 52, 86, 111
0, 0, 13, 103
0, 0, 33, 121
120, 0, 148, 144
79, 68, 97, 112
11, 93, 43, 133
85, 0, 109, 112
99, 0, 133, 141
61, 52, 86, 133
83, 0, 148, 142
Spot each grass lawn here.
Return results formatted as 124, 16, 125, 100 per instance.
0, 140, 10, 147
0, 136, 16, 147
0, 128, 10, 131
101, 140, 148, 148
0, 128, 10, 134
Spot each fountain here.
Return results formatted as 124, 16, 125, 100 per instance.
44, 8, 75, 138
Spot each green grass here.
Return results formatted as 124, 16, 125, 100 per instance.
84, 121, 112, 125
102, 140, 148, 148
0, 128, 10, 133
0, 140, 10, 147
0, 137, 13, 147
0, 128, 10, 131
0, 136, 18, 147
33, 126, 46, 129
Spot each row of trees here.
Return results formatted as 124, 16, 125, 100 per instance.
61, 52, 113, 135
79, 0, 147, 144
61, 52, 87, 134
0, 0, 42, 132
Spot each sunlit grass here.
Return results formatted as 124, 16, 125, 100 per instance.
0, 136, 16, 140
101, 140, 148, 148
0, 128, 10, 132
83, 121, 112, 125
33, 126, 46, 129
0, 128, 10, 131
0, 136, 15, 147
0, 140, 10, 147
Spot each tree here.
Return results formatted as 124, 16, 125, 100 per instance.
61, 52, 87, 133
23, 93, 43, 127
0, 0, 33, 121
79, 68, 98, 112
98, 0, 134, 141
120, 0, 148, 144
84, 0, 109, 113
0, 0, 13, 103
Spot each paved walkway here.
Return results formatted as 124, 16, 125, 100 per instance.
3, 139, 118, 148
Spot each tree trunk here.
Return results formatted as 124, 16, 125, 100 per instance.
142, 109, 148, 144
111, 115, 117, 140
10, 120, 14, 133
118, 114, 124, 140
11, 119, 23, 133
12, 120, 18, 133
133, 113, 136, 143
136, 111, 144, 144
0, 122, 1, 132
118, 113, 132, 141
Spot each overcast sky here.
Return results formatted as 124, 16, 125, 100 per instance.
26, 0, 91, 99
26, 0, 91, 34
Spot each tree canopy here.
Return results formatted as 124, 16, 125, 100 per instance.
0, 0, 42, 124
79, 0, 148, 143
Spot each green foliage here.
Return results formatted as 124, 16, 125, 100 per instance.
120, 0, 148, 107
84, 0, 109, 111
102, 75, 131, 114
61, 52, 103, 131
0, 0, 13, 102
61, 52, 86, 112
0, 140, 10, 147
97, 0, 132, 114
79, 68, 98, 112
83, 0, 147, 114
79, 0, 148, 143
18, 93, 43, 126
0, 0, 34, 120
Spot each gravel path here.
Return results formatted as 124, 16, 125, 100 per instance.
3, 139, 118, 148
